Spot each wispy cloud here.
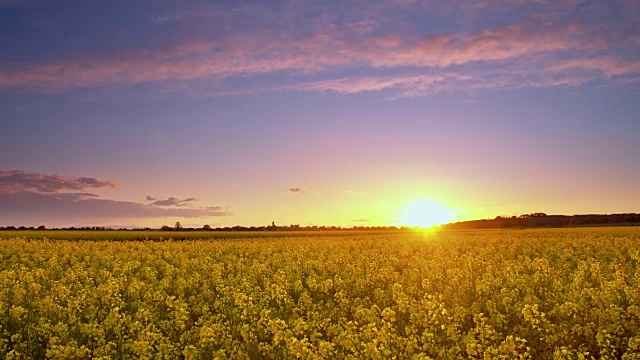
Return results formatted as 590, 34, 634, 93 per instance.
0, 0, 637, 97
206, 206, 230, 212
547, 56, 640, 79
148, 196, 198, 207
282, 73, 472, 98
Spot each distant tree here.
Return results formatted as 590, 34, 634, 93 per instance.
37, 225, 46, 230
161, 225, 172, 231
202, 224, 211, 231
519, 212, 548, 219
175, 221, 182, 230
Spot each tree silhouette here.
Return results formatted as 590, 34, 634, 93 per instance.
175, 221, 182, 230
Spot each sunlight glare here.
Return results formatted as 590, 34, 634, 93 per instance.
398, 199, 455, 228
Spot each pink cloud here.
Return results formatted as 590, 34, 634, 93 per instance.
0, 170, 118, 193
0, 18, 636, 95
548, 57, 640, 78
279, 52, 640, 97
0, 170, 232, 226
0, 191, 232, 227
149, 197, 198, 207
283, 73, 471, 97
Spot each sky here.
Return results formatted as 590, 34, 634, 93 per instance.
1, 0, 639, 228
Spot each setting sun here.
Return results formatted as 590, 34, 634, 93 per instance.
398, 199, 456, 228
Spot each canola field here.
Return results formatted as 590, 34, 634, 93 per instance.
1, 227, 639, 359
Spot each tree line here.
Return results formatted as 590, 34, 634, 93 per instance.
443, 213, 640, 230
2, 213, 640, 231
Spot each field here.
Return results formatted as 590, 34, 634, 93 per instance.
1, 228, 639, 359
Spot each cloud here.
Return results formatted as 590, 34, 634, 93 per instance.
0, 170, 231, 226
277, 51, 640, 97
362, 24, 578, 69
149, 197, 198, 206
353, 219, 372, 222
206, 206, 230, 211
0, 23, 630, 90
0, 170, 117, 193
286, 187, 323, 195
283, 73, 471, 97
286, 188, 317, 194
0, 191, 232, 226
0, 1, 637, 96
547, 56, 640, 79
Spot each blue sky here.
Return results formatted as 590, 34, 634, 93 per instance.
1, 0, 639, 227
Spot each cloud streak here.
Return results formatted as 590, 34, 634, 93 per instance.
282, 74, 471, 97
148, 196, 198, 206
0, 0, 637, 97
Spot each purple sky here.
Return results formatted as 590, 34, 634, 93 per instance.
1, 0, 639, 227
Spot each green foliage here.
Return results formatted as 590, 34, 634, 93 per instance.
0, 227, 639, 359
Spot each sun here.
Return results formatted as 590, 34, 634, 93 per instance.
398, 199, 455, 228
